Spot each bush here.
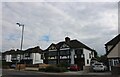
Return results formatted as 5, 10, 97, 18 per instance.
26, 64, 39, 67
59, 67, 68, 72
45, 66, 58, 72
111, 66, 120, 75
57, 63, 69, 68
39, 64, 51, 68
2, 66, 10, 69
2, 61, 12, 69
39, 68, 46, 72
44, 66, 67, 72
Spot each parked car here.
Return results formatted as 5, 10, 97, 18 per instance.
10, 64, 16, 68
92, 62, 107, 72
70, 64, 80, 71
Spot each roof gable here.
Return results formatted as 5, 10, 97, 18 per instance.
56, 39, 93, 51
24, 46, 43, 53
69, 40, 93, 51
105, 34, 120, 46
45, 37, 94, 52
60, 43, 70, 50
48, 43, 57, 51
3, 49, 22, 55
105, 34, 120, 56
107, 41, 120, 58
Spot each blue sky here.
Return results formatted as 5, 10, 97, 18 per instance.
2, 2, 118, 55
41, 35, 50, 42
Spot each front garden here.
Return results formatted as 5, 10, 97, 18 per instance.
38, 63, 68, 72
39, 65, 67, 72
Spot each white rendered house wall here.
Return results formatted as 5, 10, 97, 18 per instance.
6, 55, 12, 62
70, 49, 75, 64
83, 48, 92, 66
32, 53, 43, 64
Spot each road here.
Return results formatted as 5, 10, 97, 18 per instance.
1, 69, 120, 77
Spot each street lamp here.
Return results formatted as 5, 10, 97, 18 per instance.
16, 22, 24, 71
16, 22, 24, 51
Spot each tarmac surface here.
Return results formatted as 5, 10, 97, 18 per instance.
1, 69, 120, 77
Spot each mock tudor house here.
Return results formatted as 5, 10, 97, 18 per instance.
105, 34, 120, 71
44, 37, 95, 70
2, 49, 21, 63
2, 37, 96, 70
2, 46, 43, 64
22, 46, 43, 64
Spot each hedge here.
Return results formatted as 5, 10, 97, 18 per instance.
39, 65, 67, 72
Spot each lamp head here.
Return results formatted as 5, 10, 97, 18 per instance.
16, 23, 20, 26
16, 23, 24, 27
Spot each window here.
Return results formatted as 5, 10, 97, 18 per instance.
49, 45, 57, 51
87, 59, 89, 64
60, 56, 68, 59
109, 60, 113, 66
25, 53, 30, 57
81, 54, 84, 58
12, 54, 16, 58
60, 50, 69, 55
75, 49, 82, 54
60, 60, 69, 64
41, 54, 44, 59
49, 51, 57, 56
89, 53, 91, 58
114, 59, 119, 66
48, 60, 57, 64
60, 44, 69, 49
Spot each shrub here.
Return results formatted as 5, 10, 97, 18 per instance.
45, 66, 67, 72
59, 67, 68, 72
57, 63, 69, 68
26, 64, 39, 67
38, 68, 46, 72
45, 66, 57, 72
2, 61, 12, 69
39, 64, 51, 68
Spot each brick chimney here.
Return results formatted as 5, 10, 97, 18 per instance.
65, 37, 70, 43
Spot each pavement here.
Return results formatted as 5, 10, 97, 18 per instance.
64, 71, 112, 75
1, 69, 120, 77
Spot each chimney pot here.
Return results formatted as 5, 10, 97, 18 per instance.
65, 37, 70, 43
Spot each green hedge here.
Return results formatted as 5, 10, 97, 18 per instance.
56, 63, 69, 68
2, 61, 12, 69
39, 66, 67, 72
26, 64, 39, 67
38, 68, 46, 72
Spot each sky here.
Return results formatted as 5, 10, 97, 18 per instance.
2, 2, 118, 55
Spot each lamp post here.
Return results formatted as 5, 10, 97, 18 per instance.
16, 23, 24, 70
16, 23, 24, 51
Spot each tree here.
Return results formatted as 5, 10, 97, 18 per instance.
97, 55, 108, 65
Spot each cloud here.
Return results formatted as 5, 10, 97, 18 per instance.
2, 2, 118, 55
